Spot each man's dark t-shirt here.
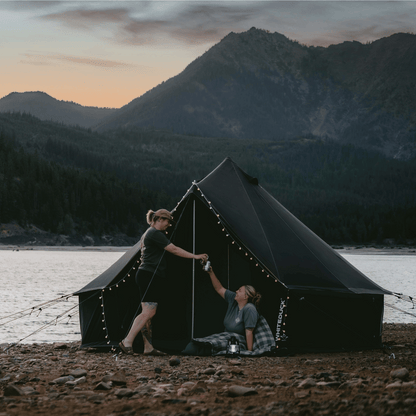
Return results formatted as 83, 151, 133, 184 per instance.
138, 227, 171, 277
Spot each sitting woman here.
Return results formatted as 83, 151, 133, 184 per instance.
182, 265, 275, 356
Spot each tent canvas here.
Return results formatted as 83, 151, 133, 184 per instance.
75, 157, 392, 353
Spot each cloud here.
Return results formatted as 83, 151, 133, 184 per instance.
1, 1, 61, 11
41, 7, 131, 30
38, 3, 261, 47
36, 1, 416, 48
20, 52, 144, 70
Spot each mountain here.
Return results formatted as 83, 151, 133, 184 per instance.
0, 91, 117, 129
96, 28, 416, 159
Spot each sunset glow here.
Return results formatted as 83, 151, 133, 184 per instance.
2, 1, 415, 108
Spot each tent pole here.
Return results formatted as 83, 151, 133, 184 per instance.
192, 199, 196, 339
227, 244, 230, 289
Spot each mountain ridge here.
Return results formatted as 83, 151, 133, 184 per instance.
2, 29, 416, 159
0, 91, 117, 129
96, 28, 416, 159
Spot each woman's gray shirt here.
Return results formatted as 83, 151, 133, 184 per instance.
223, 289, 259, 335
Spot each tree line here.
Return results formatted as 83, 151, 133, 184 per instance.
0, 131, 174, 237
1, 113, 416, 245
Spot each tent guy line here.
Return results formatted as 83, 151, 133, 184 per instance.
0, 293, 74, 323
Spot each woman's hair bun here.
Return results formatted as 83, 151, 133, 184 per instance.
146, 210, 156, 225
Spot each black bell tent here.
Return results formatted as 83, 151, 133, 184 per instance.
75, 157, 392, 353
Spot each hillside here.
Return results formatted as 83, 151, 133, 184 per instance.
96, 29, 416, 160
1, 113, 416, 245
0, 92, 116, 128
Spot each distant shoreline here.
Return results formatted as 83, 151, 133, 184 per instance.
0, 245, 130, 252
1, 244, 416, 255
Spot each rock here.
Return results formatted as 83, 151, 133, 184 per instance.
228, 385, 258, 397
390, 368, 409, 380
70, 368, 87, 378
316, 381, 341, 388
229, 359, 241, 365
106, 371, 127, 386
202, 367, 216, 375
156, 383, 174, 391
181, 381, 196, 389
20, 386, 40, 395
231, 368, 244, 375
294, 391, 310, 398
87, 393, 105, 403
53, 343, 68, 350
298, 378, 316, 389
66, 376, 87, 387
169, 357, 181, 366
115, 388, 134, 398
94, 381, 112, 391
4, 384, 25, 396
161, 398, 187, 404
134, 385, 154, 396
50, 375, 75, 385
177, 387, 187, 397
386, 381, 402, 389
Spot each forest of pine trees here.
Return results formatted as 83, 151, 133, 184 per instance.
1, 114, 416, 245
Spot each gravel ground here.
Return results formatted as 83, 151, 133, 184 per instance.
1, 323, 415, 416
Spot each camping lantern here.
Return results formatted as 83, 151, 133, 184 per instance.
226, 336, 240, 356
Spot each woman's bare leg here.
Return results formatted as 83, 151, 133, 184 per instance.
141, 319, 154, 353
122, 302, 157, 348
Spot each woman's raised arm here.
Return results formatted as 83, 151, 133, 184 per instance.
206, 267, 226, 299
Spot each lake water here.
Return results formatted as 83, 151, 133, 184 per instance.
0, 249, 415, 345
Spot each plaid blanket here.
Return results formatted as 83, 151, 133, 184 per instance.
192, 315, 275, 356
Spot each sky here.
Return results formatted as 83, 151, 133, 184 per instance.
2, 1, 416, 108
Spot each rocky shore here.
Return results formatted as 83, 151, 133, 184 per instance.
1, 323, 415, 416
0, 223, 137, 248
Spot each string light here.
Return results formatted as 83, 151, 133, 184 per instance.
96, 181, 282, 352
190, 184, 277, 283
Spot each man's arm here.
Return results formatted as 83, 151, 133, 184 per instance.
165, 243, 207, 261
